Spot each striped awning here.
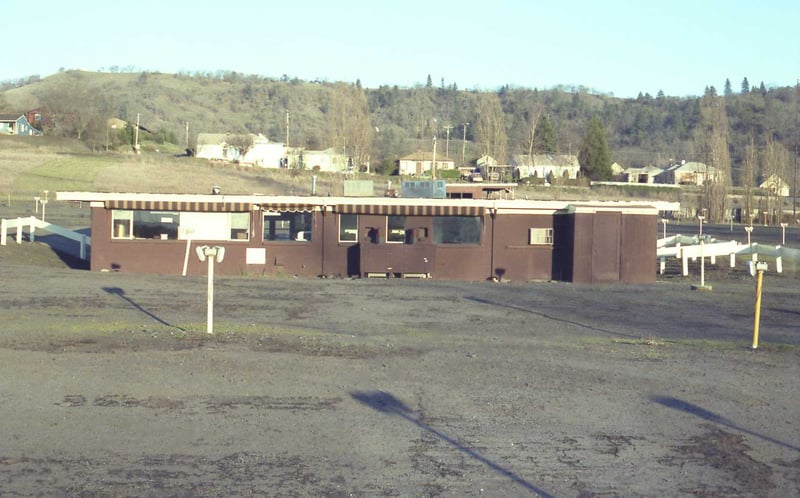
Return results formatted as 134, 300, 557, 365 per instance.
335, 203, 485, 217
106, 200, 251, 212
258, 202, 317, 212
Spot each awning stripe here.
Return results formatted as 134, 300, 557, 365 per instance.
259, 202, 316, 212
106, 200, 251, 212
335, 204, 485, 216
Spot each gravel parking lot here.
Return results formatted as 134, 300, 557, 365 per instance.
0, 251, 798, 496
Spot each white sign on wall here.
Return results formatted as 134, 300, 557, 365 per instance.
246, 248, 266, 265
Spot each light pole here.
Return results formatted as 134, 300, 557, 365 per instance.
196, 245, 226, 334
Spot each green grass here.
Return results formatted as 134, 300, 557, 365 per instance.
13, 155, 110, 194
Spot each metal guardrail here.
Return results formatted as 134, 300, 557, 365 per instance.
1, 216, 90, 260
657, 234, 800, 275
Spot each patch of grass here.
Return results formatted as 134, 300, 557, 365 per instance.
13, 156, 110, 194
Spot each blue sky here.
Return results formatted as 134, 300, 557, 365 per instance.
2, 0, 798, 98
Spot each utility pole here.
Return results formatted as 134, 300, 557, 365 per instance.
443, 125, 453, 157
285, 110, 290, 168
794, 78, 798, 224
134, 112, 140, 154
461, 122, 469, 168
431, 135, 437, 181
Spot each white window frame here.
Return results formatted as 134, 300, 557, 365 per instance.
529, 228, 554, 245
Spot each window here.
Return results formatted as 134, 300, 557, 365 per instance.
264, 211, 312, 242
179, 212, 250, 241
112, 210, 132, 239
387, 215, 406, 243
529, 228, 554, 245
339, 214, 358, 242
113, 210, 250, 241
229, 212, 250, 240
433, 216, 481, 244
111, 210, 179, 240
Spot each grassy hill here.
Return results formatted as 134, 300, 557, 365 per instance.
0, 135, 380, 228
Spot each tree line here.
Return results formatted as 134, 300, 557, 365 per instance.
5, 71, 797, 217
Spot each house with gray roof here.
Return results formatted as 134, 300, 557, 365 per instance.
0, 113, 43, 136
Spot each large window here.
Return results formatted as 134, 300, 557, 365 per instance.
387, 215, 406, 243
339, 214, 358, 242
433, 216, 481, 244
112, 210, 179, 240
264, 211, 312, 241
112, 210, 250, 241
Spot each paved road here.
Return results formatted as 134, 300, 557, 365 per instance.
662, 220, 800, 248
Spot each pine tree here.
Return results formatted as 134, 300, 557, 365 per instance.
578, 116, 612, 180
536, 114, 557, 153
724, 78, 732, 96
741, 77, 750, 93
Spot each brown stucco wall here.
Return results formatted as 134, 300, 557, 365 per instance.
491, 213, 554, 281
620, 215, 657, 284
87, 203, 658, 283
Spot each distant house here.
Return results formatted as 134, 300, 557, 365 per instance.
658, 161, 716, 185
397, 151, 456, 176
623, 165, 663, 184
302, 147, 349, 173
759, 174, 791, 197
196, 133, 285, 168
511, 154, 580, 181
0, 113, 43, 136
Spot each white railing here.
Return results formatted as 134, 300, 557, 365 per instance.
657, 234, 800, 275
1, 216, 91, 260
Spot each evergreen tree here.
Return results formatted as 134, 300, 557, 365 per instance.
578, 116, 612, 180
724, 78, 732, 96
536, 113, 557, 153
426, 74, 432, 88
741, 77, 750, 93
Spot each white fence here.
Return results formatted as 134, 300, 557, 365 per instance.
1, 216, 90, 260
657, 234, 800, 275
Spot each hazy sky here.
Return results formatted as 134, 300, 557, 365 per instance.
2, 0, 798, 98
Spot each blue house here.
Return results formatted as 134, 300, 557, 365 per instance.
0, 113, 43, 136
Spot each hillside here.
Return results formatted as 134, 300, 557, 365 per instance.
1, 71, 798, 180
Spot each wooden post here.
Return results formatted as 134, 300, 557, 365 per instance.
752, 269, 764, 349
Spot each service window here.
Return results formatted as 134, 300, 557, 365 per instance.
529, 228, 554, 245
263, 211, 312, 242
433, 216, 481, 244
112, 210, 133, 239
339, 214, 358, 242
179, 212, 250, 241
229, 212, 250, 240
134, 211, 179, 239
386, 215, 406, 243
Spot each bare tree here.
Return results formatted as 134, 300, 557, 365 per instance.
474, 93, 508, 164
693, 90, 732, 222
226, 133, 254, 162
328, 83, 373, 171
34, 71, 112, 144
524, 105, 543, 164
741, 135, 757, 224
761, 134, 790, 224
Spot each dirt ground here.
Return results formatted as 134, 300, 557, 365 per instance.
0, 251, 799, 496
